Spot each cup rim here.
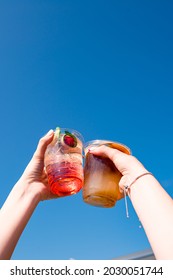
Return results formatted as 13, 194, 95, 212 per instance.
84, 139, 131, 155
55, 127, 84, 143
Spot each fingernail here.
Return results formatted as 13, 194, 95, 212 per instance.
88, 147, 96, 152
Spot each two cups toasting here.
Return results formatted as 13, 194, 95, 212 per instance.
44, 127, 131, 208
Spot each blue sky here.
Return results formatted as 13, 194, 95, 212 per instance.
0, 0, 173, 260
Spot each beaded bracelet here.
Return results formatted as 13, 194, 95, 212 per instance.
123, 172, 153, 218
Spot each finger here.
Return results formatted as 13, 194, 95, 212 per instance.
34, 129, 54, 159
89, 145, 128, 163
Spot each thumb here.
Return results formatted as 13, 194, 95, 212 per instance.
34, 130, 54, 160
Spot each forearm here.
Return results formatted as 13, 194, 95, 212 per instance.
0, 179, 40, 259
129, 174, 173, 259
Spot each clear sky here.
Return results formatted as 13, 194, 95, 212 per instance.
0, 0, 173, 260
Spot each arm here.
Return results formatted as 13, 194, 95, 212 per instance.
90, 145, 173, 259
0, 129, 55, 260
129, 174, 173, 259
0, 180, 40, 260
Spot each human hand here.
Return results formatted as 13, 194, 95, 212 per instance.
19, 129, 58, 201
89, 145, 148, 192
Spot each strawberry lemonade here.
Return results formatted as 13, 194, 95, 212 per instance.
44, 127, 84, 197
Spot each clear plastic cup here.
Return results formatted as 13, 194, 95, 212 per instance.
83, 140, 131, 207
44, 127, 84, 197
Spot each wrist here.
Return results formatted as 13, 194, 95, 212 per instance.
119, 160, 149, 193
125, 172, 153, 194
126, 156, 149, 182
13, 178, 41, 206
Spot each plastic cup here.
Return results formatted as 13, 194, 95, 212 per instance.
44, 127, 84, 197
83, 140, 131, 207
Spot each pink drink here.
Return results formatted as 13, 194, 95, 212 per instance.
44, 127, 84, 197
46, 162, 83, 196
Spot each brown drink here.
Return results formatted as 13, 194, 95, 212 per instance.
83, 140, 131, 208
